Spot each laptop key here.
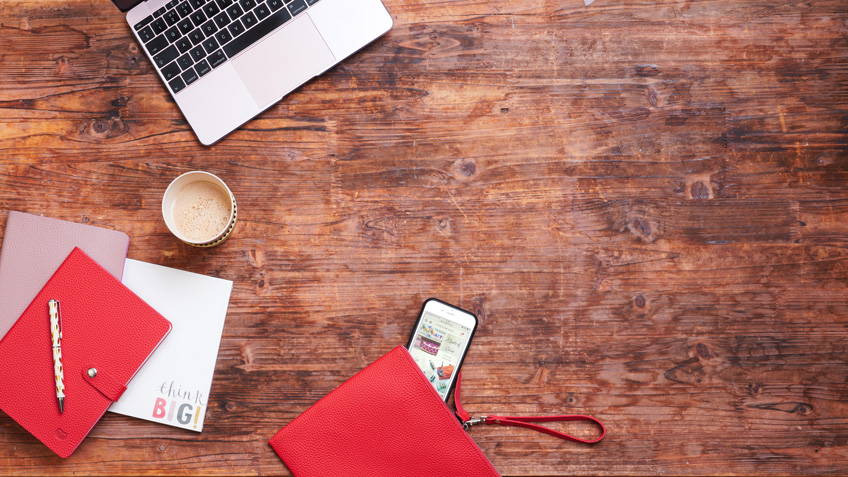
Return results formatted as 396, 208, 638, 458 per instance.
175, 37, 193, 53
176, 1, 192, 18
223, 8, 291, 57
216, 0, 233, 8
189, 0, 204, 9
287, 0, 306, 16
161, 61, 181, 80
255, 3, 270, 19
164, 9, 180, 26
138, 26, 156, 43
203, 2, 220, 17
145, 35, 168, 55
267, 0, 284, 10
154, 45, 179, 68
165, 26, 181, 42
167, 0, 180, 8
228, 19, 245, 36
152, 18, 168, 34
188, 28, 206, 45
214, 11, 230, 28
190, 44, 206, 62
202, 19, 218, 36
134, 15, 154, 31
241, 11, 257, 28
208, 49, 227, 67
215, 28, 232, 44
305, 0, 318, 5
190, 10, 207, 26
182, 68, 199, 86
177, 53, 194, 70
195, 59, 212, 76
239, 0, 256, 10
169, 76, 186, 93
155, 6, 168, 16
226, 4, 243, 19
202, 36, 220, 52
178, 18, 193, 34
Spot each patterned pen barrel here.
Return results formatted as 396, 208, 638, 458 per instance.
48, 299, 65, 414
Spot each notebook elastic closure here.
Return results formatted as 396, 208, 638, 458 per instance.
81, 366, 127, 402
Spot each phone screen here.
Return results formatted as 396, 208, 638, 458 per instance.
407, 301, 476, 400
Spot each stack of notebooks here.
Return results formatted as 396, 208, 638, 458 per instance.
0, 211, 233, 457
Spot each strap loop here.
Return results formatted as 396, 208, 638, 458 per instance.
454, 372, 606, 445
81, 365, 127, 402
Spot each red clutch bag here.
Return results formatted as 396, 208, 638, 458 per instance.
269, 346, 605, 476
270, 346, 499, 476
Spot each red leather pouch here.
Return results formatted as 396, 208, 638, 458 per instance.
269, 346, 605, 476
269, 346, 499, 476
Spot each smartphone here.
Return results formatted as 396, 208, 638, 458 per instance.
406, 298, 478, 401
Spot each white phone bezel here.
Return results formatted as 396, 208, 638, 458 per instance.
421, 299, 477, 332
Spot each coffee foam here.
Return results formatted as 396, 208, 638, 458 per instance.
172, 181, 232, 242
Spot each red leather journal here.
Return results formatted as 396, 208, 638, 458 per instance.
0, 248, 172, 458
269, 346, 501, 477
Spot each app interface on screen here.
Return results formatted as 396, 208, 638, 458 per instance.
408, 310, 472, 399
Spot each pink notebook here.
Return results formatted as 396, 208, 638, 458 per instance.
0, 211, 130, 339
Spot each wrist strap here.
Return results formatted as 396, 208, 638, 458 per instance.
454, 372, 606, 444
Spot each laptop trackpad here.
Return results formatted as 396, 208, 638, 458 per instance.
232, 14, 335, 108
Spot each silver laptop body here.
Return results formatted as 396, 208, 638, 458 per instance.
126, 0, 392, 145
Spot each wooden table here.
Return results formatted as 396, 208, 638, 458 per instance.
1, 0, 847, 474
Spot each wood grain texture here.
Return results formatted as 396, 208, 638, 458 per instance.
0, 0, 847, 474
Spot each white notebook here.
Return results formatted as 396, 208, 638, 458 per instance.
109, 259, 233, 432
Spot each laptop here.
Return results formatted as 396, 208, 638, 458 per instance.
114, 0, 392, 145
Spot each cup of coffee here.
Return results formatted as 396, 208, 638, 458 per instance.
162, 171, 237, 247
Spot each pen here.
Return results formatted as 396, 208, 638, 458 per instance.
48, 299, 65, 414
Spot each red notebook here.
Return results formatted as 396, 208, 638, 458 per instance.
0, 248, 172, 458
269, 346, 500, 477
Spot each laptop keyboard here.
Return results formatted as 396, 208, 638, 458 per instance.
134, 0, 320, 94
